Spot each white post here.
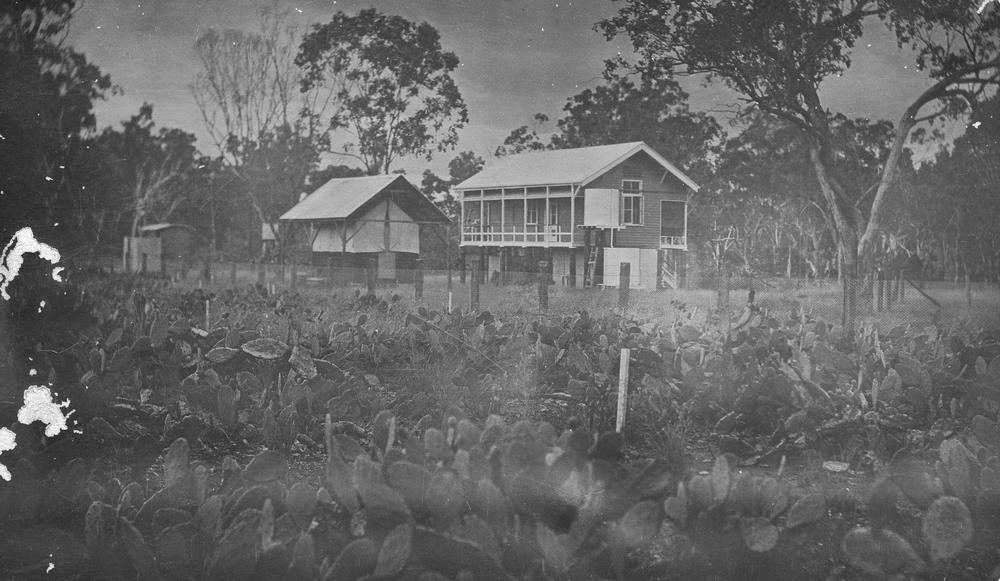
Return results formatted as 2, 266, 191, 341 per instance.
684, 197, 689, 248
501, 189, 506, 243
205, 299, 210, 329
616, 348, 630, 432
523, 188, 528, 243
459, 189, 465, 244
480, 190, 485, 242
570, 187, 576, 245
545, 187, 551, 246
448, 291, 453, 312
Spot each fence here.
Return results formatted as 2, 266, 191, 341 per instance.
82, 256, 1000, 330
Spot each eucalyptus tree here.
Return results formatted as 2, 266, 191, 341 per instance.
296, 8, 468, 175
600, 0, 1000, 328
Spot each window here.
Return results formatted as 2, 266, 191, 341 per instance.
621, 180, 643, 225
548, 203, 559, 226
526, 203, 539, 225
482, 202, 492, 225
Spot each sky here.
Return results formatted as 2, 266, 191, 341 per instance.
67, 0, 957, 176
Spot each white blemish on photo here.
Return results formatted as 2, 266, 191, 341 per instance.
0, 427, 16, 481
0, 227, 63, 301
17, 386, 72, 438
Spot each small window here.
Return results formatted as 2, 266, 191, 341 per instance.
621, 180, 643, 225
483, 202, 492, 224
548, 203, 559, 226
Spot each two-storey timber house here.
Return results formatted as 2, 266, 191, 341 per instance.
454, 141, 699, 289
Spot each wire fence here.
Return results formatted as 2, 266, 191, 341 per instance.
83, 255, 1000, 331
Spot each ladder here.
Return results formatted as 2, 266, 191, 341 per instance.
586, 246, 599, 288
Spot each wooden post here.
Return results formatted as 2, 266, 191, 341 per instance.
460, 247, 467, 284
446, 225, 453, 291
470, 253, 480, 312
414, 258, 424, 300
616, 348, 630, 432
619, 262, 631, 310
205, 299, 210, 329
568, 249, 576, 288
366, 257, 376, 295
538, 260, 549, 311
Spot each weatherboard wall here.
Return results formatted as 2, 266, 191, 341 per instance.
582, 151, 689, 249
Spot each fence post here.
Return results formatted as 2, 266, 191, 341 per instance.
470, 254, 480, 312
619, 262, 631, 310
616, 348, 630, 432
538, 260, 549, 311
366, 257, 376, 295
414, 258, 424, 300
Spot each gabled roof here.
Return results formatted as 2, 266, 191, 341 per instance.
454, 141, 700, 192
279, 174, 449, 223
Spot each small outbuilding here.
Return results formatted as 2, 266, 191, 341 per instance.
279, 174, 450, 282
123, 223, 195, 273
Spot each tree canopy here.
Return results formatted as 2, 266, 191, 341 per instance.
297, 8, 468, 175
600, 0, 1000, 326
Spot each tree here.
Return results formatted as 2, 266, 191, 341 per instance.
550, 65, 721, 177
296, 8, 468, 175
94, 104, 197, 267
192, 8, 302, 167
240, 124, 318, 260
308, 164, 365, 188
421, 150, 484, 218
494, 115, 550, 157
907, 94, 1000, 281
192, 9, 320, 261
709, 111, 896, 278
600, 0, 1000, 328
0, 0, 113, 242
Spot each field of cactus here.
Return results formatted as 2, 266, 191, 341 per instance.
1, 271, 999, 580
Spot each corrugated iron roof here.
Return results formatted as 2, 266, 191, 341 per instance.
454, 141, 700, 192
280, 175, 403, 221
279, 174, 448, 223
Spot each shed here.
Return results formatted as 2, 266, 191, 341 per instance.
123, 223, 195, 273
279, 174, 449, 282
